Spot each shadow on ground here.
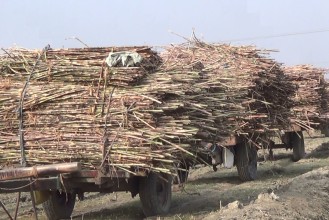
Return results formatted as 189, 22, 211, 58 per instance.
306, 142, 329, 159
72, 199, 144, 220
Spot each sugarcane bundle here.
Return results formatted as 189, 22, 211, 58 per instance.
283, 65, 327, 129
154, 41, 295, 146
0, 41, 296, 174
0, 80, 166, 171
0, 46, 183, 173
0, 46, 160, 86
321, 79, 329, 119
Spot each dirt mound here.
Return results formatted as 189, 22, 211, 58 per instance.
203, 166, 329, 220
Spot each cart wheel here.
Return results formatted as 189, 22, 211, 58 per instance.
139, 172, 172, 217
42, 190, 76, 220
290, 131, 305, 162
235, 141, 258, 181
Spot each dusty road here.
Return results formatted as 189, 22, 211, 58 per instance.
1, 132, 329, 220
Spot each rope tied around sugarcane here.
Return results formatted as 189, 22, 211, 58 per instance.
18, 45, 51, 167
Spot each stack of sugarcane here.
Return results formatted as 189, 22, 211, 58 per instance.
283, 65, 327, 129
0, 46, 181, 173
151, 41, 295, 147
0, 40, 296, 174
319, 73, 329, 121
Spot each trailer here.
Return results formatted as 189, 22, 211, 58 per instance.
176, 125, 306, 184
0, 163, 173, 220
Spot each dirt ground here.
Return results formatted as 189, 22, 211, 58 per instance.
1, 131, 329, 220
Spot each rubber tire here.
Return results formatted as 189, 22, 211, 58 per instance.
235, 141, 258, 181
42, 190, 76, 220
290, 131, 305, 162
139, 172, 172, 217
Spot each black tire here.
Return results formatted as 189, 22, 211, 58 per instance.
290, 131, 305, 162
42, 190, 76, 220
235, 141, 258, 181
139, 172, 172, 217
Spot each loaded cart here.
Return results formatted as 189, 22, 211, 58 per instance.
0, 45, 184, 219
1, 40, 322, 218
0, 162, 173, 219
203, 63, 328, 180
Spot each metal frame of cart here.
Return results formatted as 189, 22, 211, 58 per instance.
176, 124, 306, 184
0, 163, 173, 220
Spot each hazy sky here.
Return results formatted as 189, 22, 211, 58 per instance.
1, 0, 329, 68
